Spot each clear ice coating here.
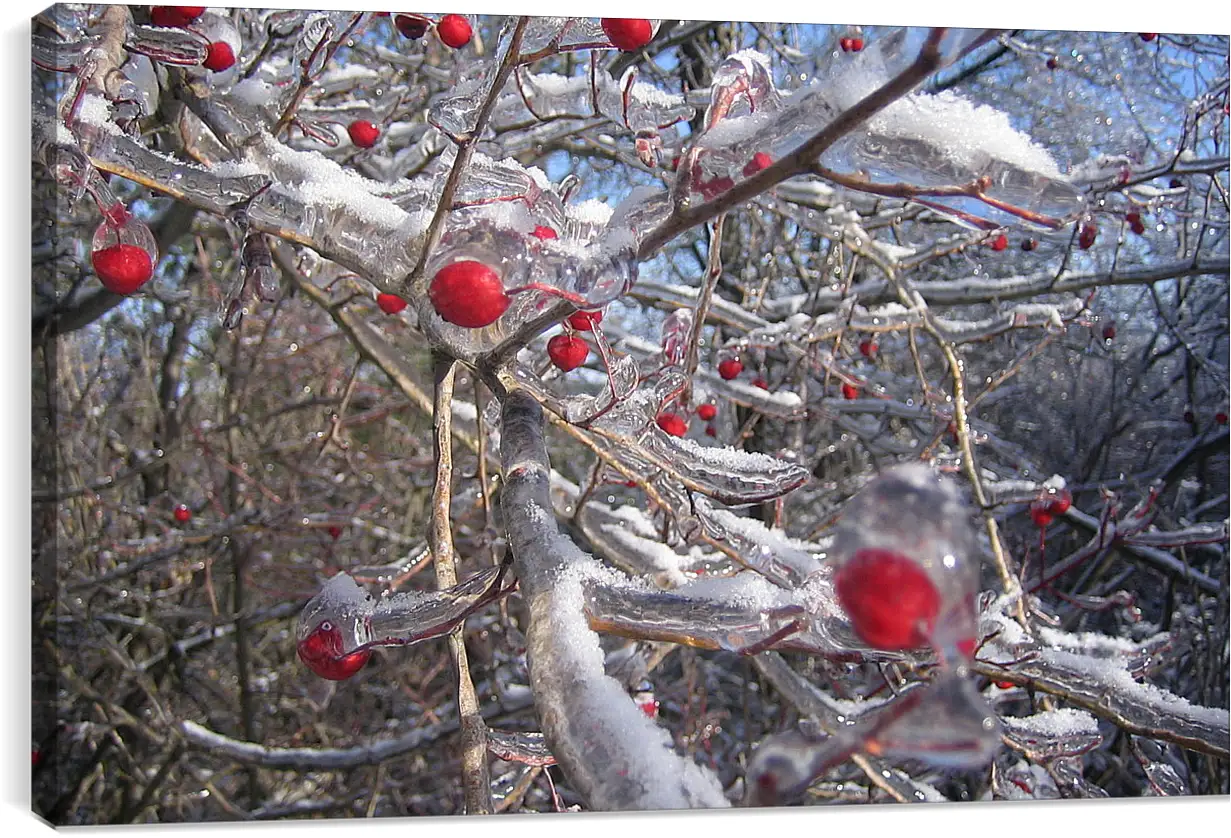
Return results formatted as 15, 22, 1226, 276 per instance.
829, 464, 980, 662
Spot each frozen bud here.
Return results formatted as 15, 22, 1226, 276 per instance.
660, 308, 693, 366
830, 464, 979, 664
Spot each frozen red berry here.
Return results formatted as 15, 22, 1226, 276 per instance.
173, 504, 191, 523
547, 334, 589, 371
602, 18, 653, 52
1169, 178, 1183, 189
656, 413, 687, 437
203, 41, 235, 72
717, 358, 743, 380
1078, 222, 1098, 249
1047, 490, 1072, 516
742, 152, 772, 177
752, 377, 769, 390
92, 244, 153, 295
531, 225, 558, 241
990, 233, 1008, 251
429, 261, 509, 328
394, 14, 428, 39
566, 309, 602, 331
835, 547, 940, 651
842, 382, 859, 400
697, 403, 717, 421
327, 525, 343, 540
376, 292, 407, 314
150, 6, 206, 27
1126, 211, 1146, 235
436, 14, 472, 48
1030, 501, 1053, 528
1102, 323, 1116, 341
994, 679, 1015, 690
704, 424, 716, 437
348, 119, 380, 148
859, 338, 878, 358
297, 620, 371, 681
1046, 56, 1058, 70
1216, 412, 1228, 425
1139, 33, 1157, 42
1021, 237, 1037, 252
850, 37, 864, 52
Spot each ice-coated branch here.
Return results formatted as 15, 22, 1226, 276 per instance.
499, 389, 729, 809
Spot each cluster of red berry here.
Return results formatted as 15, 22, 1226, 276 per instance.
149, 7, 235, 72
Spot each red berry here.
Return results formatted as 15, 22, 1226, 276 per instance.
1047, 490, 1072, 516
841, 382, 859, 400
742, 152, 772, 177
394, 14, 428, 39
150, 6, 206, 27
1169, 178, 1183, 189
849, 37, 864, 52
1127, 211, 1146, 235
601, 18, 653, 52
656, 413, 687, 437
31, 749, 42, 767
994, 680, 1016, 690
173, 504, 191, 523
717, 358, 743, 380
1078, 222, 1098, 249
835, 548, 940, 651
92, 244, 153, 295
327, 525, 343, 540
376, 292, 407, 314
1046, 56, 1058, 70
1139, 33, 1157, 42
436, 14, 472, 48
297, 620, 371, 681
1184, 409, 1195, 424
859, 338, 878, 358
531, 225, 558, 241
704, 424, 717, 437
547, 334, 589, 372
990, 233, 1008, 251
1021, 238, 1037, 252
429, 261, 509, 328
1216, 412, 1228, 425
697, 403, 717, 421
347, 119, 380, 148
839, 37, 852, 52
752, 377, 769, 390
203, 41, 235, 72
566, 309, 603, 331
1102, 323, 1116, 341
636, 695, 659, 719
1030, 501, 1053, 528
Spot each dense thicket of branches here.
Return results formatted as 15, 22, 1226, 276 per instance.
31, 6, 1228, 823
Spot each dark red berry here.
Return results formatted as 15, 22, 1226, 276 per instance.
547, 334, 589, 371
601, 18, 653, 52
150, 6, 206, 27
1215, 412, 1227, 425
327, 525, 343, 540
717, 358, 743, 380
1046, 56, 1058, 70
348, 120, 379, 148
697, 403, 717, 421
656, 413, 687, 437
990, 233, 1008, 251
742, 152, 772, 177
429, 261, 509, 328
531, 225, 558, 241
1139, 33, 1157, 42
835, 547, 940, 651
173, 504, 191, 523
704, 424, 717, 437
1078, 222, 1098, 249
1184, 409, 1195, 424
566, 310, 602, 331
92, 244, 153, 294
752, 377, 769, 390
297, 620, 371, 681
1169, 178, 1183, 189
436, 14, 472, 48
394, 14, 428, 39
859, 338, 878, 358
1127, 211, 1146, 235
842, 382, 859, 400
203, 41, 235, 72
376, 293, 407, 314
1102, 323, 1116, 341
1021, 238, 1037, 252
